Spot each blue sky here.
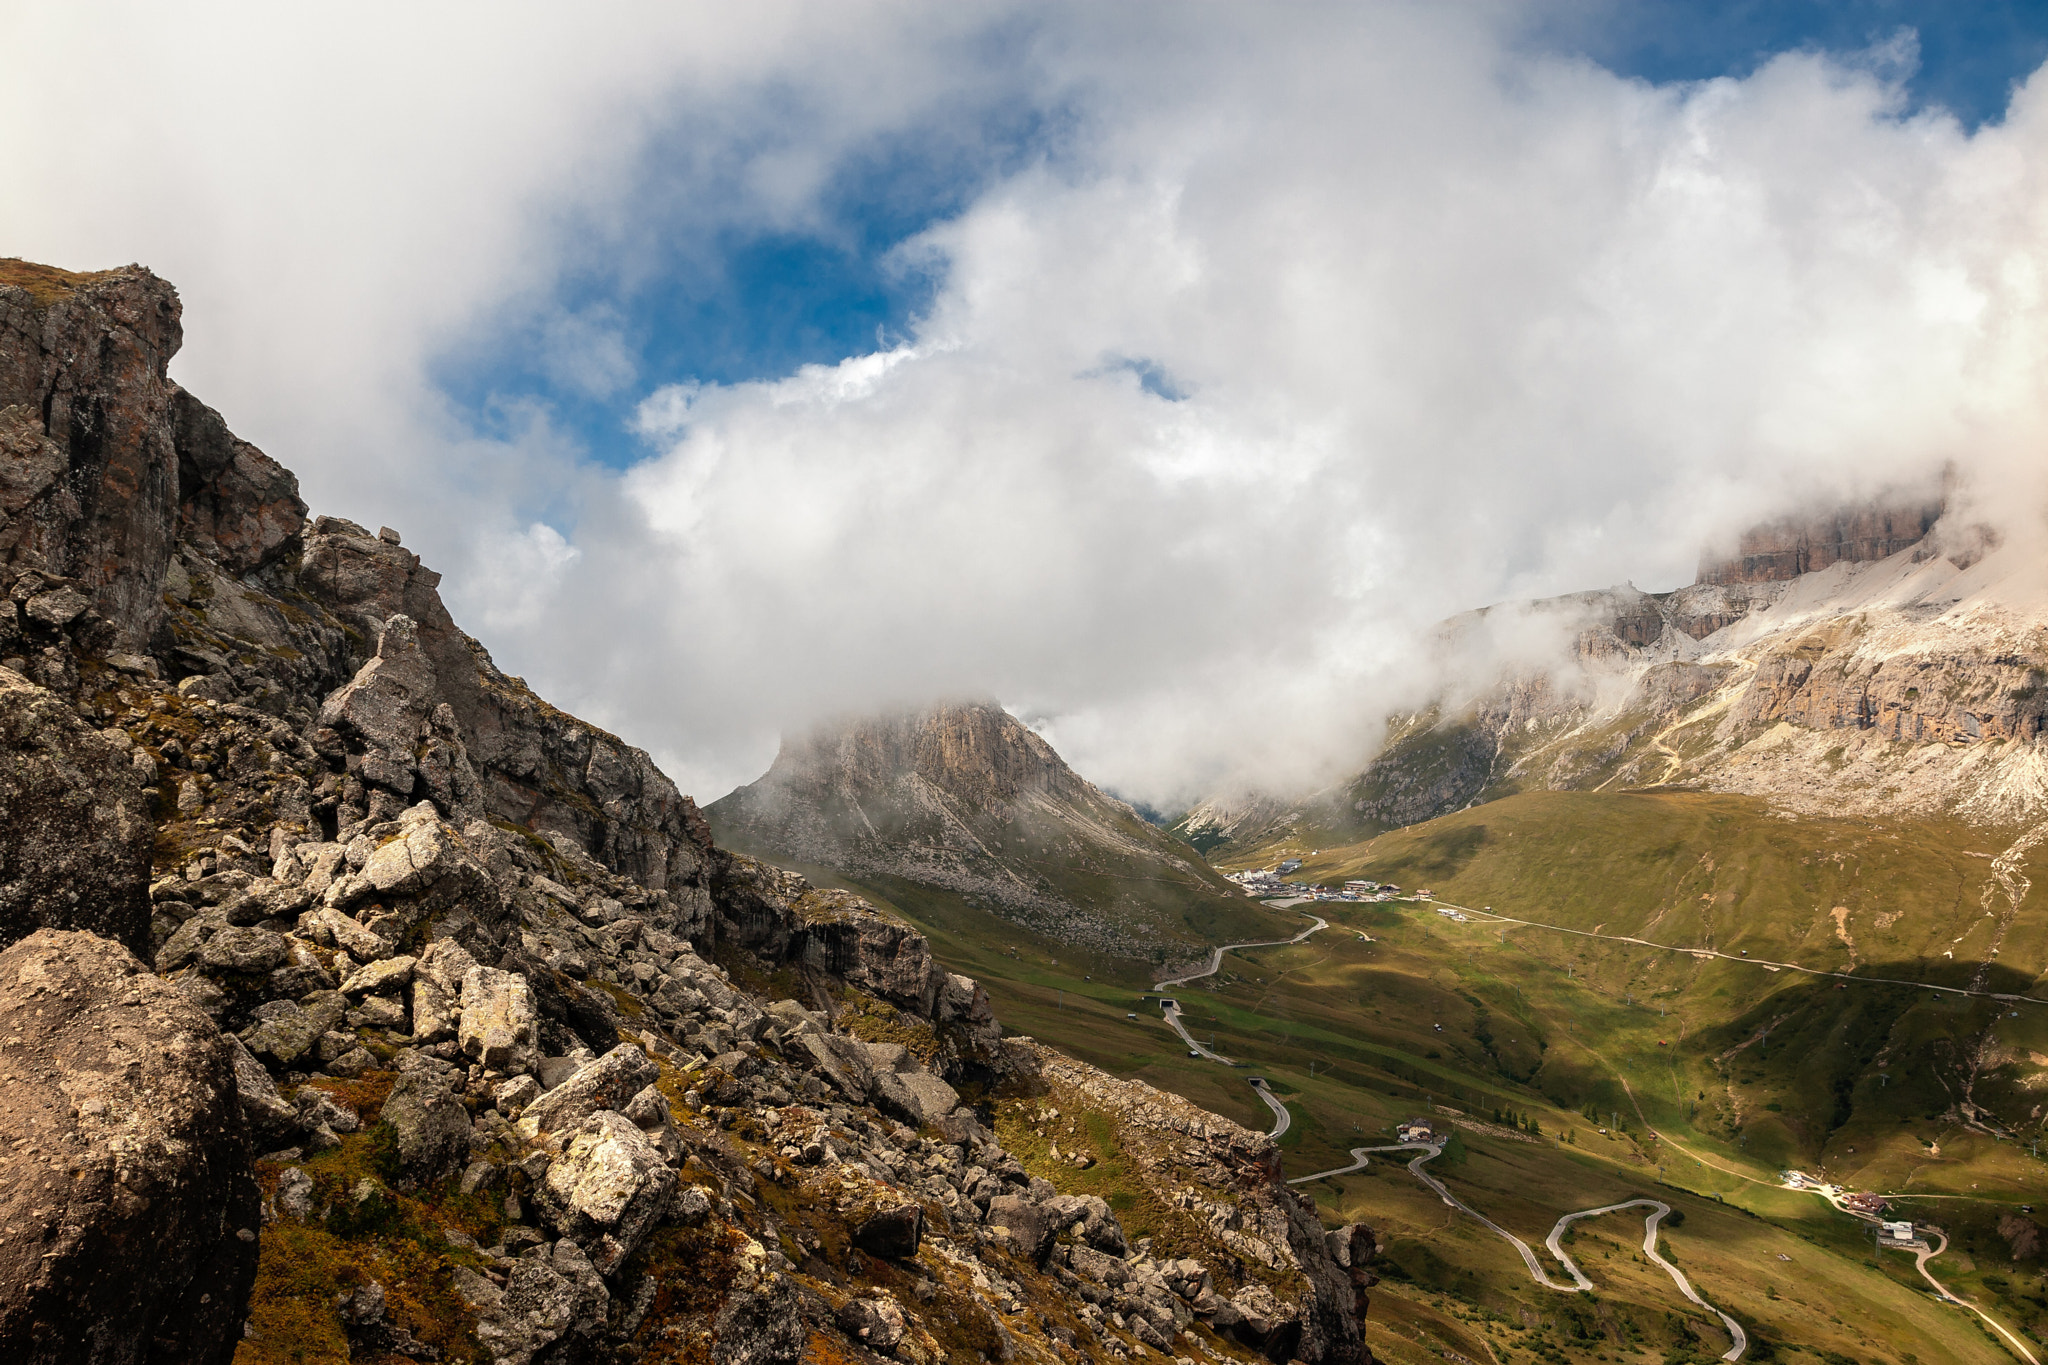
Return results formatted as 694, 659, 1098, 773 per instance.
17, 2, 2048, 802
439, 1, 2048, 473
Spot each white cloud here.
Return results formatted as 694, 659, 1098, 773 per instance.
8, 5, 2048, 810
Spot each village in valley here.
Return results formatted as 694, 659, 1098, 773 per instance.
1224, 858, 1427, 903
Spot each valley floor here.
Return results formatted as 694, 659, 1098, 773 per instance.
785, 790, 2048, 1365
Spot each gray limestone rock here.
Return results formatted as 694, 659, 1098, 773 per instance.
836, 1295, 908, 1351
460, 966, 539, 1074
852, 1202, 925, 1260
227, 1035, 302, 1148
985, 1194, 1058, 1265
240, 992, 346, 1067
515, 1043, 659, 1140
534, 1110, 677, 1275
381, 1069, 472, 1186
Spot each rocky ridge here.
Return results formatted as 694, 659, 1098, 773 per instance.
0, 258, 1379, 1364
1182, 494, 2048, 852
710, 700, 1259, 960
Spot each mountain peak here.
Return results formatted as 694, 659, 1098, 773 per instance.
710, 698, 1262, 960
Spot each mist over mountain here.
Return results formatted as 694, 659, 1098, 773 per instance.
707, 699, 1264, 961
1181, 486, 2048, 857
11, 8, 2048, 810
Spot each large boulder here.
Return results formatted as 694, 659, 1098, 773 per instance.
0, 669, 153, 955
381, 1069, 473, 1186
460, 966, 539, 1074
984, 1194, 1058, 1265
533, 1111, 677, 1275
0, 929, 258, 1363
515, 1043, 659, 1140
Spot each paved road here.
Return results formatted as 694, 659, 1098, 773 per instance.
1160, 999, 1234, 1063
1430, 897, 2046, 1009
1157, 908, 1329, 1065
1248, 1079, 1292, 1139
1913, 1229, 2042, 1365
1156, 910, 1329, 991
1291, 1142, 1746, 1360
1548, 1200, 1747, 1362
1287, 1146, 1380, 1183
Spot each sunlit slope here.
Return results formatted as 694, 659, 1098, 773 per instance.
1234, 789, 2045, 990
710, 698, 1278, 963
854, 855, 2027, 1361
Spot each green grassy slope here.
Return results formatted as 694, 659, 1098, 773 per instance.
837, 787, 2048, 1363
712, 806, 1287, 968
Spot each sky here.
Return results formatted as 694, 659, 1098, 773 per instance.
6, 1, 2048, 808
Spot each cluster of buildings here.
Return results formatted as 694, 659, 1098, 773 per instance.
1221, 866, 1411, 902
1397, 1117, 1440, 1144
1783, 1171, 1890, 1219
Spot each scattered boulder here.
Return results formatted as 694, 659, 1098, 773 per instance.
985, 1194, 1058, 1264
226, 1035, 301, 1148
534, 1111, 677, 1274
196, 924, 288, 974
852, 1203, 924, 1260
516, 1044, 659, 1140
0, 929, 258, 1364
381, 1069, 472, 1185
339, 953, 416, 997
240, 992, 346, 1068
460, 966, 539, 1074
836, 1295, 907, 1351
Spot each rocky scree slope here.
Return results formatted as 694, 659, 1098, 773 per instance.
710, 700, 1254, 960
0, 257, 1380, 1365
1181, 491, 2048, 854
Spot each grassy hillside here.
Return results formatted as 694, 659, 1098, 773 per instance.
712, 806, 1284, 968
840, 787, 2048, 1362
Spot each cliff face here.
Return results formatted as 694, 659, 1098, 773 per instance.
1204, 496, 2048, 853
1695, 492, 1943, 586
0, 259, 1375, 1365
709, 700, 1259, 959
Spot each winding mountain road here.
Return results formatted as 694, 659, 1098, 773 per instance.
1430, 897, 2046, 1009
1157, 908, 1329, 990
1289, 1143, 1745, 1360
1911, 1230, 2042, 1365
1248, 1078, 1292, 1139
1548, 1200, 1748, 1360
1157, 907, 1329, 1065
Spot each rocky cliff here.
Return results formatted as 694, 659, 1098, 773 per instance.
1694, 489, 1943, 585
709, 700, 1264, 960
0, 257, 1377, 1365
1195, 495, 2048, 855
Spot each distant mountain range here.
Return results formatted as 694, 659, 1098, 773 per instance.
1178, 488, 2048, 860
707, 698, 1261, 960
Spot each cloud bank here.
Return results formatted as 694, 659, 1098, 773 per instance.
6, 4, 2048, 808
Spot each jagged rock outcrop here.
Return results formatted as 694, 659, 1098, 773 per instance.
0, 257, 1379, 1365
1695, 491, 1943, 585
710, 699, 1257, 958
0, 666, 153, 954
0, 928, 259, 1365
